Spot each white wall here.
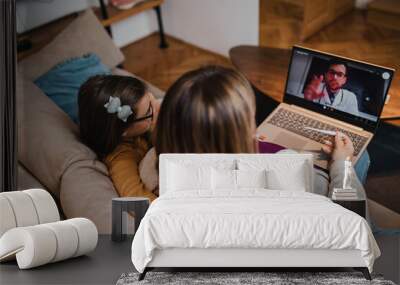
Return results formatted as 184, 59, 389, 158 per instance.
16, 0, 89, 33
16, 0, 260, 55
162, 0, 259, 56
110, 10, 157, 47
16, 0, 158, 48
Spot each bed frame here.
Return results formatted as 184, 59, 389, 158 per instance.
139, 248, 371, 280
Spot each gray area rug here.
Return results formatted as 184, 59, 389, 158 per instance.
116, 271, 395, 285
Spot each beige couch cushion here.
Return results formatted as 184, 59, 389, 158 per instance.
17, 75, 79, 198
18, 9, 124, 81
17, 164, 47, 191
60, 159, 116, 233
17, 75, 117, 233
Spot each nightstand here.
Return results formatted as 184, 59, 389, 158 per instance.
332, 199, 366, 218
329, 181, 367, 219
328, 171, 367, 219
112, 197, 150, 242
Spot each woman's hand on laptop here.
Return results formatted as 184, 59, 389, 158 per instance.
322, 132, 354, 161
256, 134, 268, 141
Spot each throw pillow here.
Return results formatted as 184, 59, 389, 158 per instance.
212, 168, 237, 190
167, 162, 212, 192
34, 53, 111, 123
237, 154, 313, 192
236, 169, 268, 189
266, 163, 307, 191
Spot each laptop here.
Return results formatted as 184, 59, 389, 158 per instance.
257, 46, 395, 169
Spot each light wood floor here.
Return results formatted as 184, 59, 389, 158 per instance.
121, 34, 232, 92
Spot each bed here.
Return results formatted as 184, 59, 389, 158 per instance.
131, 154, 380, 280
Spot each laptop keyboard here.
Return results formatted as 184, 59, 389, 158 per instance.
267, 109, 368, 156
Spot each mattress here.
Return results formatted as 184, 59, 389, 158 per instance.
131, 190, 380, 273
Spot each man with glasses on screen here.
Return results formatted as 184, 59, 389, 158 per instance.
304, 60, 359, 116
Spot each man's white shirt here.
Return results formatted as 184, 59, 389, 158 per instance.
313, 83, 359, 116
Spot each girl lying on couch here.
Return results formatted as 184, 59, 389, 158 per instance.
78, 75, 159, 202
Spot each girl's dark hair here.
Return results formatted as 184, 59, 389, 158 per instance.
78, 75, 147, 159
155, 65, 256, 155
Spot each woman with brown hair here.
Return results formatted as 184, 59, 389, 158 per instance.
146, 65, 358, 197
155, 65, 257, 155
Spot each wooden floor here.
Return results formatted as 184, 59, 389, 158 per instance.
121, 34, 232, 92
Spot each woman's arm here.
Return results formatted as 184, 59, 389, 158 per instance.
328, 159, 364, 196
322, 132, 363, 196
105, 143, 157, 202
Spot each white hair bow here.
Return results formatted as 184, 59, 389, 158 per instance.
104, 96, 133, 122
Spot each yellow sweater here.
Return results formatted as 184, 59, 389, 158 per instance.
104, 138, 157, 202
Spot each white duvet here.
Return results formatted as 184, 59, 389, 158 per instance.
131, 190, 380, 273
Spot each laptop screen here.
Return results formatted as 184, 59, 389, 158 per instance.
284, 46, 394, 132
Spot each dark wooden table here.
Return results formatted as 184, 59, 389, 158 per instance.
230, 46, 290, 105
229, 45, 400, 121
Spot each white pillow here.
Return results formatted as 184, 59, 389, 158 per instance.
237, 169, 267, 189
167, 162, 212, 191
237, 156, 311, 192
211, 169, 268, 190
212, 168, 236, 190
266, 163, 307, 191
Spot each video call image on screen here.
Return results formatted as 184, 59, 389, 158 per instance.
286, 49, 392, 122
